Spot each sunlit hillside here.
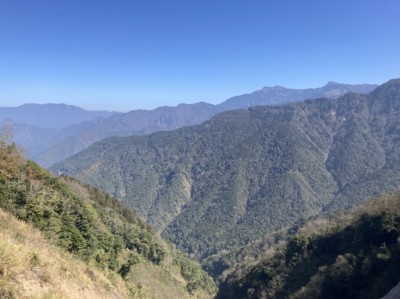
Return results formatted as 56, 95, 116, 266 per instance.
217, 192, 400, 299
0, 138, 216, 298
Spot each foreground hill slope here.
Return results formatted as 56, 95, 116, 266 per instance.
0, 141, 216, 298
52, 79, 399, 261
0, 207, 130, 298
216, 192, 400, 299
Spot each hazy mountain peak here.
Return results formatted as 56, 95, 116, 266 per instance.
19, 103, 86, 110
219, 81, 377, 110
0, 103, 114, 129
383, 78, 400, 86
325, 81, 340, 86
369, 78, 400, 96
259, 85, 286, 92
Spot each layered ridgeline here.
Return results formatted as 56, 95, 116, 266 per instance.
0, 103, 113, 129
216, 192, 400, 299
218, 81, 376, 110
0, 103, 115, 165
34, 102, 223, 167
0, 141, 216, 298
51, 78, 400, 263
2, 82, 376, 167
3, 103, 223, 167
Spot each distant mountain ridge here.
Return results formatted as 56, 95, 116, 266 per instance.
51, 79, 400, 262
1, 82, 377, 167
34, 102, 224, 167
0, 103, 114, 129
218, 81, 377, 110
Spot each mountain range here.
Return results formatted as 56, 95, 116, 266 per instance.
51, 79, 400, 266
1, 82, 377, 167
1, 79, 399, 298
0, 103, 113, 129
219, 81, 376, 110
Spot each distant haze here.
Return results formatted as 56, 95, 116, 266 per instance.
0, 103, 113, 129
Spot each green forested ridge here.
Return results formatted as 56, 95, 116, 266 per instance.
52, 79, 400, 263
0, 140, 216, 298
3, 83, 376, 167
216, 192, 400, 299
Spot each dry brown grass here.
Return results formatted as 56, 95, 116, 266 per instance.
0, 207, 213, 299
0, 208, 130, 299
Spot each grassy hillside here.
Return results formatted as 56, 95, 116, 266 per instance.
0, 140, 216, 298
52, 79, 400, 262
0, 207, 131, 298
216, 192, 400, 299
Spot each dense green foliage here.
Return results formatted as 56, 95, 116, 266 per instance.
0, 141, 216, 297
216, 193, 400, 299
52, 79, 400, 263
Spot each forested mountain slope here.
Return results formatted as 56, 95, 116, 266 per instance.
52, 79, 400, 261
216, 192, 400, 299
0, 141, 216, 298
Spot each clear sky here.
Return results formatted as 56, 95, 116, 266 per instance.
0, 0, 399, 111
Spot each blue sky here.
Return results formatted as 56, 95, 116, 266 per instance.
0, 0, 399, 111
